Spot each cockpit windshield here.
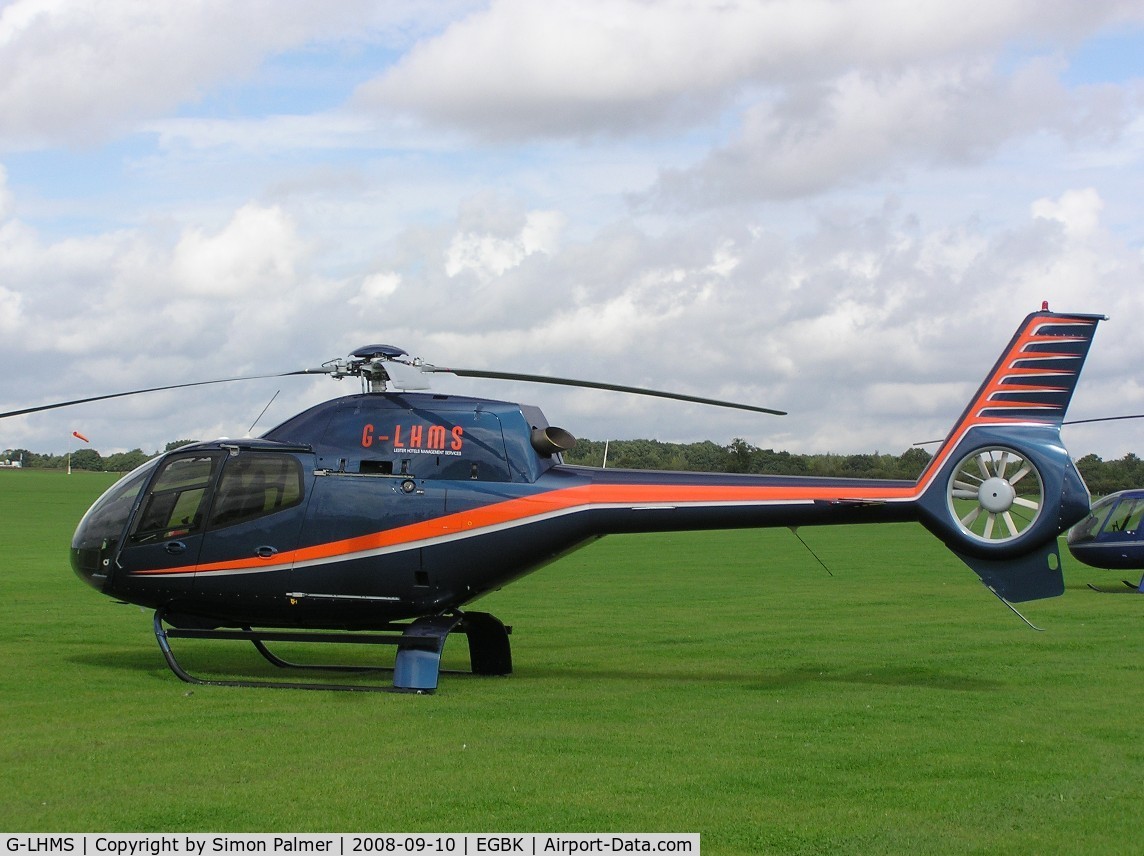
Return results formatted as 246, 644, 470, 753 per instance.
1068, 493, 1144, 545
70, 457, 160, 588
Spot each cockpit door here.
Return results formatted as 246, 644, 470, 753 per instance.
113, 449, 315, 606
113, 452, 222, 599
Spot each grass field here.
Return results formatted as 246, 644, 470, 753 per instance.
2, 470, 1142, 853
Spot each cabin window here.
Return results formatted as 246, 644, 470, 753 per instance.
208, 453, 305, 529
130, 454, 220, 543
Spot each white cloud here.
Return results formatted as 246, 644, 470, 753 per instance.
350, 271, 402, 307
0, 163, 11, 219
2, 175, 1141, 458
1031, 187, 1104, 238
444, 209, 565, 281
172, 203, 303, 298
0, 283, 22, 334
354, 0, 1143, 139
2, 2, 1144, 464
0, 0, 474, 149
642, 58, 1126, 205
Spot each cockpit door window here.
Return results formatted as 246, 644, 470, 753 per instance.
129, 454, 221, 544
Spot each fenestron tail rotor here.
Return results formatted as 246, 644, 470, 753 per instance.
946, 446, 1045, 545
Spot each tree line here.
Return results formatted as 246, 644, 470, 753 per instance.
563, 438, 1144, 496
1, 441, 196, 474
563, 438, 936, 480
5, 438, 1144, 497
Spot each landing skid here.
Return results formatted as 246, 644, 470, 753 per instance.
152, 608, 512, 693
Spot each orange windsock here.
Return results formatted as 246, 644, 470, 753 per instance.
72, 431, 90, 443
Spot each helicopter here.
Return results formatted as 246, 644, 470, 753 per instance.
0, 306, 1106, 692
1066, 489, 1144, 591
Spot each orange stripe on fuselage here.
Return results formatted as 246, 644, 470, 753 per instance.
134, 479, 922, 577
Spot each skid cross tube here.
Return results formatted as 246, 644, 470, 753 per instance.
152, 609, 512, 693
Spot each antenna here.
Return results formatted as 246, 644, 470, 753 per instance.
247, 390, 281, 435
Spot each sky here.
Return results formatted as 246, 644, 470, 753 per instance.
1, 0, 1143, 461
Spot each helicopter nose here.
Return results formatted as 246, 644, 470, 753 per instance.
70, 459, 159, 592
70, 543, 109, 591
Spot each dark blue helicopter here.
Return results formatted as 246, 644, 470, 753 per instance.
1, 307, 1107, 691
1067, 490, 1144, 591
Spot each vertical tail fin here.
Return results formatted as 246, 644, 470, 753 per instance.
935, 309, 1105, 440
915, 308, 1105, 602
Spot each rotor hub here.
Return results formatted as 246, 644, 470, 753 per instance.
978, 477, 1016, 513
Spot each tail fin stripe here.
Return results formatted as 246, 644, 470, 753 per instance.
968, 316, 1101, 428
990, 387, 1070, 399
913, 310, 1104, 492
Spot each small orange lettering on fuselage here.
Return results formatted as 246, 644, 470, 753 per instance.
375, 423, 466, 452
360, 424, 392, 448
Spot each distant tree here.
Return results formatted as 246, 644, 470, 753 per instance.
807, 453, 841, 477
561, 439, 935, 480
104, 449, 154, 472
1122, 453, 1144, 488
751, 448, 806, 475
1077, 452, 1144, 497
609, 439, 666, 470
726, 438, 756, 473
70, 448, 104, 471
841, 453, 877, 475
165, 440, 199, 451
1076, 454, 1108, 495
682, 441, 730, 472
896, 447, 932, 479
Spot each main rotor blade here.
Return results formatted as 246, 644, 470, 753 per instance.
422, 366, 786, 416
0, 370, 328, 420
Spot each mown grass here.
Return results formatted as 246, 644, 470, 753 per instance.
1, 470, 1142, 853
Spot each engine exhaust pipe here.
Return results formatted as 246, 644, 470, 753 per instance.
531, 426, 576, 457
